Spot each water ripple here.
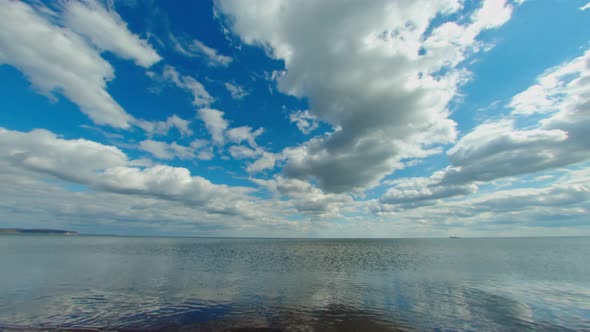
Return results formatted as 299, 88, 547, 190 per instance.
1, 236, 589, 331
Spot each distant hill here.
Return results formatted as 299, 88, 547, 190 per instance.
0, 228, 79, 235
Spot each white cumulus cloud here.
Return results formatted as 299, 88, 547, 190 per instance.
136, 114, 193, 137
224, 82, 249, 99
161, 66, 214, 107
289, 110, 319, 135
139, 139, 211, 160
0, 0, 160, 129
63, 0, 161, 67
0, 127, 257, 217
377, 48, 590, 209
171, 34, 233, 67
197, 108, 229, 146
217, 0, 514, 193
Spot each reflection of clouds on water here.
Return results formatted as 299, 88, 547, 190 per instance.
291, 304, 408, 332
311, 287, 335, 309
0, 278, 583, 331
1, 237, 589, 331
476, 278, 590, 330
462, 288, 534, 330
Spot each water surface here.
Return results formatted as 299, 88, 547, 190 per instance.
0, 236, 589, 331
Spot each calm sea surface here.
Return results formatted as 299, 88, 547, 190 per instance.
0, 236, 589, 331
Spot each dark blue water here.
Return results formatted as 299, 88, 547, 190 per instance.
0, 236, 589, 331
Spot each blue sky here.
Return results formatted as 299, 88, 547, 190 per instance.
0, 0, 589, 237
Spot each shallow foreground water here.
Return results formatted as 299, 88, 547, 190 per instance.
0, 236, 589, 331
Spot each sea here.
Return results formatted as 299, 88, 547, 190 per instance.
0, 236, 589, 331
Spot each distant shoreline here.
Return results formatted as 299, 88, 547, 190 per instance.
0, 228, 79, 236
1, 230, 589, 239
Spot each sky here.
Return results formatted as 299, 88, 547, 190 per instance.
0, 0, 589, 238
